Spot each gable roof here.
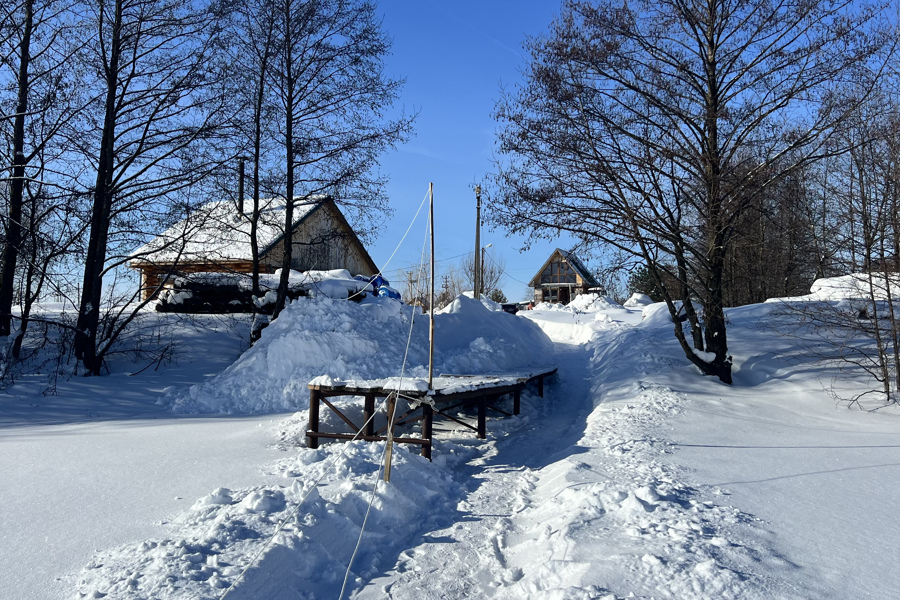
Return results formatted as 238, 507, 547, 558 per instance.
129, 195, 332, 265
527, 248, 600, 288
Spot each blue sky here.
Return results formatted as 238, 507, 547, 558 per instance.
367, 0, 576, 301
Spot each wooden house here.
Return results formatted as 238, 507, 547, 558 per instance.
528, 249, 600, 305
128, 196, 378, 300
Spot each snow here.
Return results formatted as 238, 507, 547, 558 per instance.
807, 272, 900, 300
623, 292, 654, 307
3, 277, 900, 600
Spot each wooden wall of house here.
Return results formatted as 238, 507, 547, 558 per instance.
262, 204, 376, 276
136, 261, 255, 300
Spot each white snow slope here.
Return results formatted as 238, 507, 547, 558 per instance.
2, 286, 900, 600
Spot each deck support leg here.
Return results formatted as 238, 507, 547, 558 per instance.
421, 403, 433, 460
538, 376, 545, 398
386, 394, 397, 436
514, 389, 521, 415
477, 396, 487, 439
364, 394, 375, 437
308, 389, 320, 449
384, 393, 397, 483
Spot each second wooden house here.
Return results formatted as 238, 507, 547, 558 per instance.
528, 248, 601, 305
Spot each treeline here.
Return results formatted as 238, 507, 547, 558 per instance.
0, 0, 412, 376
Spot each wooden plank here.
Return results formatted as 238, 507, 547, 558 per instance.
305, 432, 430, 446
306, 368, 557, 398
431, 383, 524, 404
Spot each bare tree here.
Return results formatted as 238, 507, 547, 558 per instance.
491, 0, 895, 383
72, 0, 233, 375
462, 248, 505, 298
268, 0, 413, 319
225, 0, 279, 299
0, 0, 86, 338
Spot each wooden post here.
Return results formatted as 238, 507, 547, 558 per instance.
308, 389, 320, 449
429, 183, 435, 389
513, 389, 521, 415
477, 395, 486, 439
384, 393, 396, 482
421, 403, 433, 460
426, 184, 435, 461
364, 394, 375, 437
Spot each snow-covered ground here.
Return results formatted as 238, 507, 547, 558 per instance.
2, 286, 900, 599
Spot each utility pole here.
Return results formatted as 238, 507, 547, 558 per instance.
474, 185, 481, 299
428, 182, 435, 389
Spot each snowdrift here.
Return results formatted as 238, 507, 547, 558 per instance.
808, 273, 900, 300
169, 294, 554, 414
522, 294, 643, 345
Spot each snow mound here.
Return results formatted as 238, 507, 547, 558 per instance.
569, 293, 623, 312
808, 273, 900, 301
444, 290, 503, 312
532, 294, 623, 313
532, 301, 566, 311
169, 295, 553, 414
624, 292, 653, 307
639, 302, 676, 327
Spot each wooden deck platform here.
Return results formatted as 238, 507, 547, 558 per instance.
306, 368, 558, 459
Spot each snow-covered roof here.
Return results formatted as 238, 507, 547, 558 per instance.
527, 248, 600, 288
129, 196, 326, 265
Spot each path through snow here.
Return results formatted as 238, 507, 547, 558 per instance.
356, 342, 597, 598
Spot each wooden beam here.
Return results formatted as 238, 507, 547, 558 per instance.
477, 396, 486, 439
320, 396, 360, 433
433, 408, 479, 432
306, 431, 430, 445
363, 394, 375, 437
488, 404, 513, 417
307, 389, 320, 449
422, 404, 433, 459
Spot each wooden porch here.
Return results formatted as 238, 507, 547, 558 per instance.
306, 368, 558, 460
